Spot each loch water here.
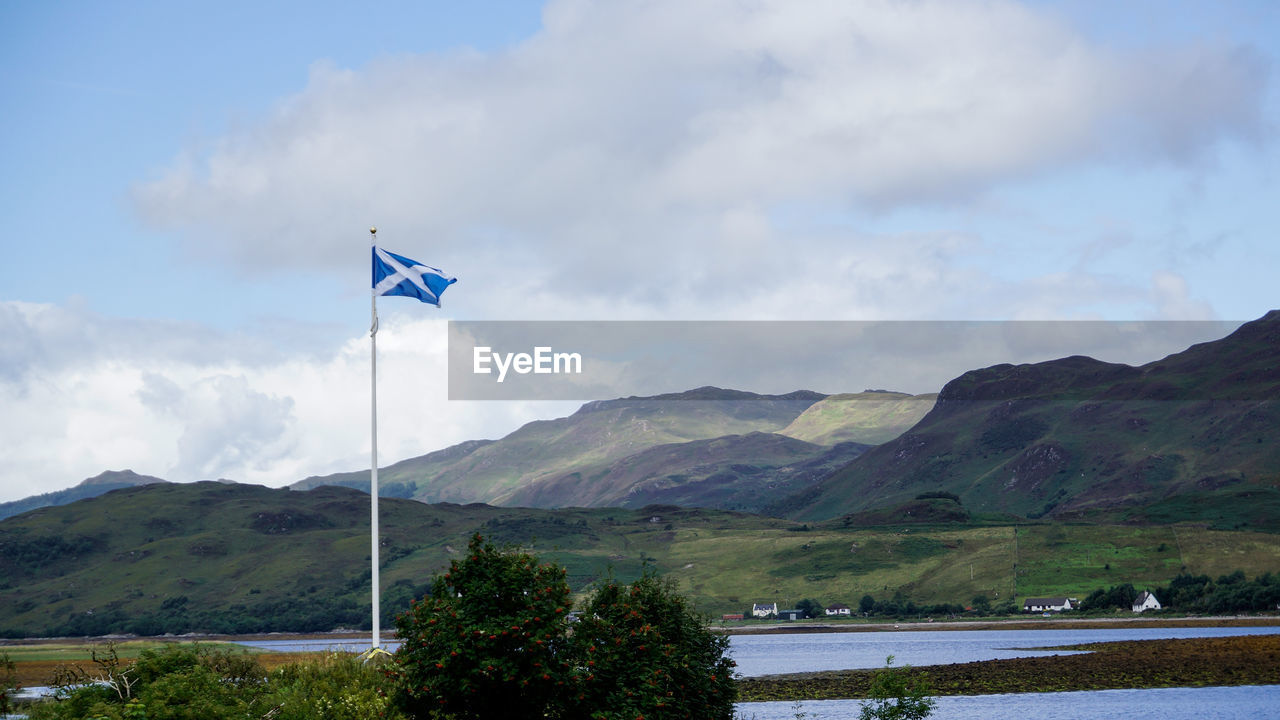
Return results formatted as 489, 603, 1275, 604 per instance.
736, 685, 1280, 720
233, 626, 1280, 719
236, 624, 1280, 677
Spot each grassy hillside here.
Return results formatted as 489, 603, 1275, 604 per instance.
503, 432, 869, 513
3, 482, 1278, 637
782, 311, 1280, 523
779, 391, 936, 446
291, 388, 826, 506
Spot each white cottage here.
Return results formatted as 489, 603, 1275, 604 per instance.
1132, 591, 1162, 612
752, 602, 777, 618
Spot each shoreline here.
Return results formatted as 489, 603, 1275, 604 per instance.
7, 616, 1280, 695
4, 613, 1277, 647
717, 614, 1280, 635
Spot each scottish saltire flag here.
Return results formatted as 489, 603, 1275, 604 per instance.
372, 246, 456, 307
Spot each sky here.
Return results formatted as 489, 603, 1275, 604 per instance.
1, 0, 1277, 502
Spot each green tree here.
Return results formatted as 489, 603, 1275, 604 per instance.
572, 574, 737, 719
859, 594, 876, 615
1079, 582, 1137, 612
389, 534, 576, 719
391, 535, 739, 720
858, 656, 936, 720
795, 598, 824, 619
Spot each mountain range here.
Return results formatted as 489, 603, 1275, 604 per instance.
7, 312, 1279, 528
3, 311, 1280, 637
290, 388, 935, 514
780, 310, 1280, 526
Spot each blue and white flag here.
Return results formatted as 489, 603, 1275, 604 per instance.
372, 246, 456, 307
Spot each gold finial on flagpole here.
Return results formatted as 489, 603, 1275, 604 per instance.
370, 226, 377, 236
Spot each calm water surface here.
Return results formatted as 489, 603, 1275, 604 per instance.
726, 625, 1280, 676
736, 685, 1280, 720
238, 625, 1280, 678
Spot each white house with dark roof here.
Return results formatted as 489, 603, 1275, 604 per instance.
752, 602, 777, 618
1132, 591, 1161, 613
825, 603, 852, 616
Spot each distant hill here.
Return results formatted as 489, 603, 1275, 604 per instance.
503, 432, 870, 513
779, 391, 936, 446
0, 480, 781, 637
4, 480, 1278, 637
293, 387, 828, 507
8, 386, 925, 522
0, 469, 167, 521
780, 311, 1280, 525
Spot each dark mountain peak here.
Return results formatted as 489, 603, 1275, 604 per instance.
1153, 311, 1278, 361
935, 355, 1137, 407
1234, 308, 1280, 329
573, 387, 825, 415
784, 309, 1280, 522
1137, 311, 1280, 397
79, 469, 167, 487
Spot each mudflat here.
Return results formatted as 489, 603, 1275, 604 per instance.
738, 633, 1280, 701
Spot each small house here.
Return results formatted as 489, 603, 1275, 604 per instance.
777, 609, 804, 621
752, 602, 777, 618
1132, 591, 1161, 613
825, 603, 852, 616
1023, 597, 1074, 613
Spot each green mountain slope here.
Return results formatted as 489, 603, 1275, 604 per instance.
779, 391, 937, 446
503, 432, 870, 512
781, 311, 1280, 523
4, 482, 1278, 637
294, 387, 827, 506
0, 469, 167, 521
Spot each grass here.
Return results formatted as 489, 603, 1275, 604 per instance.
0, 640, 204, 663
4, 481, 1280, 635
779, 393, 936, 446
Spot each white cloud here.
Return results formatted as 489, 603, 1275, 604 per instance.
0, 301, 572, 502
0, 288, 1243, 502
131, 0, 1266, 320
5, 2, 1273, 504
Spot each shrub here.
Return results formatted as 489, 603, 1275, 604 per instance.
264, 652, 405, 720
389, 534, 576, 719
28, 643, 266, 720
858, 655, 936, 720
390, 534, 738, 719
573, 574, 737, 719
1, 652, 17, 717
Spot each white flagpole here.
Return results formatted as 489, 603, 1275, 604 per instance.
369, 226, 382, 652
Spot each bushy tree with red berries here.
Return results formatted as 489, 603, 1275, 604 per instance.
571, 574, 737, 719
